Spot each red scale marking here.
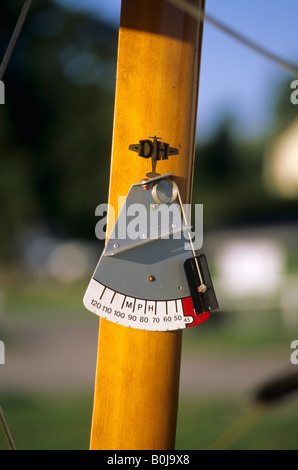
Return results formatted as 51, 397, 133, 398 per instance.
182, 296, 209, 327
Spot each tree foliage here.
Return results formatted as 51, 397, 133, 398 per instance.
0, 0, 118, 259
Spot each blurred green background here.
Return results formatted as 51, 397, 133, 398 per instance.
0, 0, 297, 450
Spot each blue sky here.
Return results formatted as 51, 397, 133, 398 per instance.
53, 0, 298, 140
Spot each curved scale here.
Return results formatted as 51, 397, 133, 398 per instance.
84, 278, 209, 331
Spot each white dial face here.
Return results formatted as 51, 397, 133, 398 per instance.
83, 278, 206, 331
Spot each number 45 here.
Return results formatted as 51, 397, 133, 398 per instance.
290, 340, 298, 365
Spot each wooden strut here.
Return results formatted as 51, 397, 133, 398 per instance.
89, 0, 205, 450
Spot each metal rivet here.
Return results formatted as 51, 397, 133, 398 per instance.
148, 275, 155, 282
113, 243, 119, 249
141, 178, 150, 190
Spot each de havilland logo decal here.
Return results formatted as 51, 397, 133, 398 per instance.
129, 135, 179, 176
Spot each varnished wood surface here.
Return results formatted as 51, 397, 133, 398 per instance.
90, 0, 205, 450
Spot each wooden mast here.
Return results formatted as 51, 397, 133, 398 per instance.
90, 0, 205, 450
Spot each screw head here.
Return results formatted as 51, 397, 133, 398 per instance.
141, 178, 150, 190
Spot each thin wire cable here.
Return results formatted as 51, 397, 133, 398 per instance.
176, 189, 206, 289
167, 0, 298, 77
0, 0, 32, 80
0, 406, 16, 450
208, 405, 263, 450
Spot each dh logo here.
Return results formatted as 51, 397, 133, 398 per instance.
129, 135, 179, 175
0, 81, 4, 104
0, 340, 4, 364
